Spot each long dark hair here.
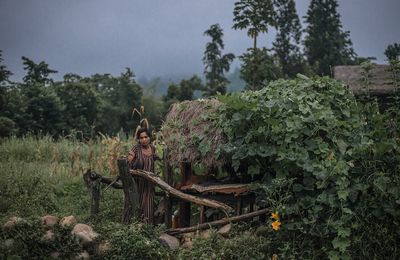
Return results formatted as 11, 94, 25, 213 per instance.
136, 127, 151, 140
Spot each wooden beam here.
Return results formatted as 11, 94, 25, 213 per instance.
166, 208, 270, 235
130, 169, 233, 212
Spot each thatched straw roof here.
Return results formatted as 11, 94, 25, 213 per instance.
160, 99, 227, 168
334, 65, 397, 95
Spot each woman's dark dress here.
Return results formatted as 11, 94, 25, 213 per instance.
128, 144, 157, 224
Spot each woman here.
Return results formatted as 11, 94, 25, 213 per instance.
127, 127, 158, 224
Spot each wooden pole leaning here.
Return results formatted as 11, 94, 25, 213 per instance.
118, 157, 140, 224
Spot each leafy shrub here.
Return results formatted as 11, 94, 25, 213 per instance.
216, 76, 400, 258
177, 230, 270, 260
103, 223, 171, 259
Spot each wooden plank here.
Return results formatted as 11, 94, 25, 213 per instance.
167, 208, 270, 235
180, 183, 249, 195
334, 65, 397, 95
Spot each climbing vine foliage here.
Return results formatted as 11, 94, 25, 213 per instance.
216, 76, 400, 258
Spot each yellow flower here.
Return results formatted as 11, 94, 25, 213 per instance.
271, 212, 279, 220
271, 220, 281, 231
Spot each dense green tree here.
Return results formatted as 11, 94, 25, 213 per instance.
55, 82, 100, 136
385, 43, 400, 61
232, 0, 279, 90
21, 56, 57, 84
0, 52, 16, 136
178, 75, 203, 101
240, 47, 282, 90
232, 0, 276, 49
163, 75, 204, 111
18, 83, 63, 135
0, 50, 12, 85
0, 51, 13, 120
82, 69, 143, 134
304, 0, 357, 76
163, 83, 180, 111
272, 0, 304, 78
203, 24, 235, 96
63, 73, 82, 83
13, 57, 63, 135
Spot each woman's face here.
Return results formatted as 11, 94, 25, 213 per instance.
139, 132, 150, 146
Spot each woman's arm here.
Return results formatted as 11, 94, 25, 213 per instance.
128, 150, 135, 163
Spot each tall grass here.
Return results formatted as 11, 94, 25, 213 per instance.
0, 134, 132, 222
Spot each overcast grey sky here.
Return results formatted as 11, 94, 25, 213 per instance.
1, 0, 399, 82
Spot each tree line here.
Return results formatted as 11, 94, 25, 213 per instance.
1, 0, 399, 138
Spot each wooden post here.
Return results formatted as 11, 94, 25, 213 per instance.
83, 170, 101, 216
199, 206, 206, 224
164, 148, 172, 228
118, 158, 140, 224
236, 196, 243, 215
179, 162, 191, 227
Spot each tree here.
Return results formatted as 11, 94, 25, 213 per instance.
385, 43, 400, 61
163, 75, 204, 111
233, 0, 276, 50
272, 0, 304, 78
16, 57, 63, 135
22, 56, 57, 84
203, 24, 235, 96
240, 47, 282, 90
232, 0, 279, 90
0, 50, 13, 120
82, 69, 143, 135
19, 83, 63, 135
55, 82, 100, 136
178, 75, 203, 101
304, 0, 357, 76
0, 50, 12, 85
0, 51, 16, 137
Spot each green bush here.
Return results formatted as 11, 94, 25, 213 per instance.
0, 116, 16, 137
103, 223, 171, 259
216, 76, 400, 258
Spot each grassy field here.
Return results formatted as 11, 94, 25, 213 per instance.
0, 135, 275, 259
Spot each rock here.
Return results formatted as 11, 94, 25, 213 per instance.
181, 240, 193, 249
217, 224, 231, 237
4, 238, 14, 248
3, 217, 23, 231
96, 240, 111, 256
43, 230, 55, 241
60, 215, 77, 227
50, 252, 60, 259
254, 225, 269, 237
75, 251, 90, 259
180, 232, 195, 239
200, 229, 211, 239
71, 223, 99, 245
159, 233, 180, 250
41, 215, 58, 227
